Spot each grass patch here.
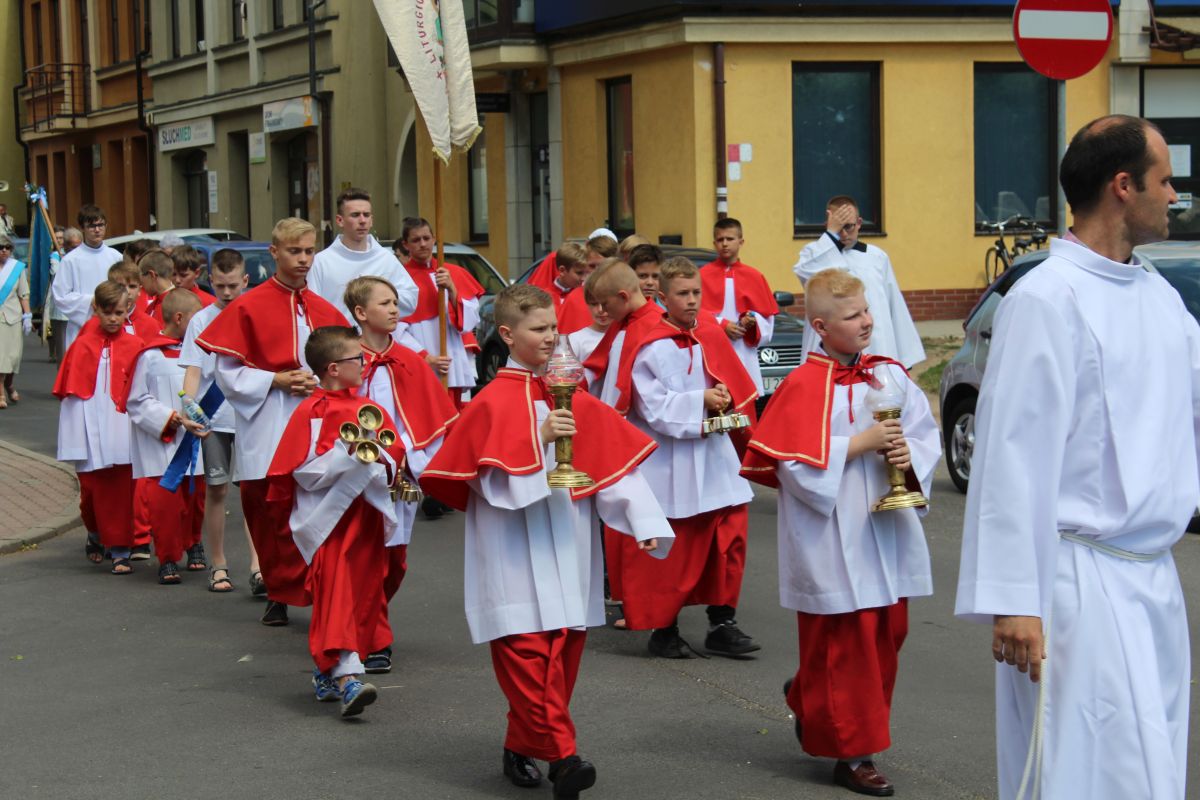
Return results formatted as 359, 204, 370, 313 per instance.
916, 358, 949, 396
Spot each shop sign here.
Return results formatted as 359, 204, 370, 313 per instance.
159, 117, 215, 152
263, 96, 320, 133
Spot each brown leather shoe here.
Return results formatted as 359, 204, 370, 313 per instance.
833, 760, 895, 796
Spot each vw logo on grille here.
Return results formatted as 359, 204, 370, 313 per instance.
759, 347, 779, 365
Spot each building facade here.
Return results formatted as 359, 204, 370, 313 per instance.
1, 0, 27, 230
17, 0, 154, 235
145, 0, 417, 243
416, 0, 1200, 318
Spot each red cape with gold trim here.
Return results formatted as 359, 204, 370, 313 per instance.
740, 352, 902, 488
53, 317, 143, 404
362, 340, 459, 449
194, 277, 348, 371
419, 367, 658, 511
401, 258, 485, 331
700, 260, 779, 347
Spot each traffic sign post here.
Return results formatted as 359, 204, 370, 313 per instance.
1013, 0, 1114, 81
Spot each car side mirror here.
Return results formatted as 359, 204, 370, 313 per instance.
774, 291, 795, 307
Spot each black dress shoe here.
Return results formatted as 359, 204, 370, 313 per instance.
704, 620, 761, 657
421, 496, 444, 520
548, 755, 596, 800
782, 678, 803, 744
833, 760, 895, 797
502, 749, 542, 788
647, 626, 695, 659
260, 600, 289, 626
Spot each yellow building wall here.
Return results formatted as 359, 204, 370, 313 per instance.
560, 45, 701, 246
552, 36, 1115, 300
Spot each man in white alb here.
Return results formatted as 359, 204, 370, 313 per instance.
307, 187, 418, 325
956, 115, 1195, 800
793, 196, 925, 368
51, 204, 124, 350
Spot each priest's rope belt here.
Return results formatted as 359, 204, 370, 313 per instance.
1015, 531, 1171, 800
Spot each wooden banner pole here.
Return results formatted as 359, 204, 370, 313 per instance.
434, 157, 448, 389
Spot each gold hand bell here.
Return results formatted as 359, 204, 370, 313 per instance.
338, 404, 398, 465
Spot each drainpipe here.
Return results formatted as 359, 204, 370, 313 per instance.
308, 0, 332, 244
714, 42, 727, 220
134, 0, 157, 228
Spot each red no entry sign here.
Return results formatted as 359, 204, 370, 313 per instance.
1013, 0, 1114, 80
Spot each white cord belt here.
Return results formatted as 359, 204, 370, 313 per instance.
1015, 531, 1170, 800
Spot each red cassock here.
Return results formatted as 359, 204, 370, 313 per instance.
699, 260, 780, 347
53, 318, 142, 549
740, 352, 911, 759
195, 277, 349, 606
269, 389, 404, 673
188, 285, 216, 307
144, 294, 165, 325
490, 628, 587, 761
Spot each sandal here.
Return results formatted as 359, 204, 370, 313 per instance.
85, 533, 104, 564
7, 389, 18, 404
110, 558, 133, 575
186, 543, 208, 571
157, 562, 182, 585
208, 566, 234, 593
249, 570, 267, 596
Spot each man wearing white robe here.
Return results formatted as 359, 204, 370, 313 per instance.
956, 115, 1195, 800
52, 207, 124, 351
793, 197, 925, 368
307, 188, 418, 325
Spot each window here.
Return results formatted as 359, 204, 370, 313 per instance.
974, 63, 1057, 228
272, 0, 285, 29
606, 77, 635, 237
31, 2, 44, 66
792, 63, 881, 234
232, 0, 245, 40
194, 0, 205, 50
50, 0, 61, 62
169, 0, 179, 57
468, 124, 488, 242
78, 0, 90, 66
109, 0, 120, 61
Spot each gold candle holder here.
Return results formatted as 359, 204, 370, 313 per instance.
869, 407, 928, 512
544, 335, 594, 489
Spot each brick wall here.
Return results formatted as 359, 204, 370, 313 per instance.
785, 287, 984, 323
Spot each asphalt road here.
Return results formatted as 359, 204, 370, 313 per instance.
3, 344, 1199, 800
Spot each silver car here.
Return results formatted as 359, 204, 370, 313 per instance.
940, 241, 1200, 493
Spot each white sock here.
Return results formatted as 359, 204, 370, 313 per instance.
331, 650, 364, 679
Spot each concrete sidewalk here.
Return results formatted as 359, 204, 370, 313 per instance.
0, 438, 80, 555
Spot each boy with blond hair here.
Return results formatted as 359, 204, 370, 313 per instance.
741, 268, 939, 796
197, 218, 348, 625
421, 284, 672, 798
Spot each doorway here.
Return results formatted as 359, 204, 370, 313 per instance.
182, 150, 209, 228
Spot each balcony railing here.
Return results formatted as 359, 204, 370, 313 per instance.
20, 63, 91, 132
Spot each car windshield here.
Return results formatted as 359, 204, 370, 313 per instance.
239, 248, 277, 286
1151, 258, 1200, 322
452, 253, 505, 295
186, 232, 250, 243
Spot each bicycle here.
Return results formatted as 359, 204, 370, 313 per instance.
980, 215, 1049, 284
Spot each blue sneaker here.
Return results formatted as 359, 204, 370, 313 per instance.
312, 669, 340, 702
339, 678, 378, 717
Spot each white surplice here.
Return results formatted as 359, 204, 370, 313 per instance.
395, 271, 480, 391
566, 326, 606, 367
361, 367, 445, 546
629, 337, 753, 518
793, 234, 925, 368
715, 275, 775, 394
774, 358, 937, 614
57, 351, 131, 473
178, 304, 235, 434
463, 367, 674, 644
213, 312, 312, 482
955, 238, 1197, 800
308, 235, 419, 326
51, 243, 124, 350
286, 418, 399, 564
125, 347, 203, 479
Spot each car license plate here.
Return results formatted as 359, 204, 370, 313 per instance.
762, 376, 785, 393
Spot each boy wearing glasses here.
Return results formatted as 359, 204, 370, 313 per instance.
793, 195, 925, 369
52, 205, 124, 350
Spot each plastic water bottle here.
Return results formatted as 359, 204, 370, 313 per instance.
178, 391, 212, 433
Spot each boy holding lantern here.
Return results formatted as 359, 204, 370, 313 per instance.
740, 268, 939, 797
268, 325, 405, 718
420, 284, 672, 800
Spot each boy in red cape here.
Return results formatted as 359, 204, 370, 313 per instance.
344, 275, 459, 674
120, 288, 208, 585
268, 326, 404, 718
606, 257, 761, 659
138, 250, 176, 324
740, 269, 938, 797
700, 217, 779, 394
196, 217, 349, 626
581, 260, 664, 405
170, 245, 217, 307
54, 281, 141, 572
545, 242, 594, 335
420, 284, 673, 800
395, 216, 485, 408
108, 262, 159, 342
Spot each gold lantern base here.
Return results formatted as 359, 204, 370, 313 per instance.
546, 382, 595, 489
547, 463, 596, 489
870, 407, 928, 513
